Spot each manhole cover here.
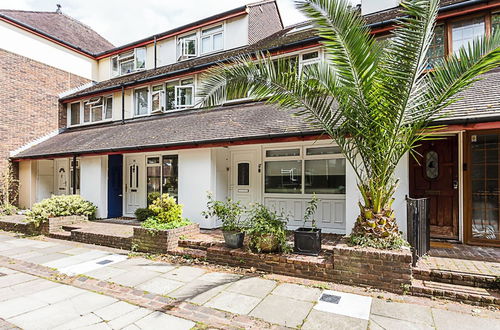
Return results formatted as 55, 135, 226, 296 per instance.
96, 259, 113, 265
319, 293, 341, 304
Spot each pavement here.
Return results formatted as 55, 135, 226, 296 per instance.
0, 232, 499, 330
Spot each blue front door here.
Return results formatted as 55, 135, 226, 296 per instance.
108, 154, 123, 218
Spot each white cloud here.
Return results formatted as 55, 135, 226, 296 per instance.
0, 0, 360, 46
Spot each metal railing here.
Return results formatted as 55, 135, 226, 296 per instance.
406, 197, 430, 266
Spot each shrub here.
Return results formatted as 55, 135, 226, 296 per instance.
245, 204, 290, 253
135, 208, 155, 222
348, 233, 409, 250
0, 163, 18, 216
26, 195, 97, 226
202, 192, 246, 232
141, 193, 190, 230
0, 203, 17, 216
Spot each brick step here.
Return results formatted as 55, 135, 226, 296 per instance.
61, 225, 83, 232
170, 247, 208, 259
411, 279, 500, 306
413, 267, 499, 289
48, 230, 72, 241
178, 238, 223, 251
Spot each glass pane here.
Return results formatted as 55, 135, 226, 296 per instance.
305, 159, 346, 194
70, 103, 80, 125
177, 87, 193, 106
91, 105, 103, 122
147, 166, 161, 205
202, 25, 223, 35
147, 157, 160, 165
105, 97, 112, 119
120, 60, 134, 75
111, 56, 118, 76
493, 13, 500, 35
202, 36, 211, 53
166, 84, 175, 110
306, 146, 341, 156
83, 103, 90, 122
452, 18, 485, 55
425, 151, 439, 179
266, 149, 300, 157
470, 133, 500, 241
135, 47, 146, 69
265, 161, 302, 194
162, 155, 178, 199
302, 51, 319, 61
237, 163, 250, 186
426, 24, 445, 69
213, 33, 223, 50
135, 88, 148, 115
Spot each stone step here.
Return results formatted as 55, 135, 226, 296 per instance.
170, 247, 208, 259
411, 279, 500, 307
413, 267, 499, 289
178, 238, 222, 251
48, 230, 72, 241
61, 225, 83, 232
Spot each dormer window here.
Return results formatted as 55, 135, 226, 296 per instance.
177, 34, 197, 61
111, 47, 146, 77
201, 25, 223, 54
69, 96, 112, 126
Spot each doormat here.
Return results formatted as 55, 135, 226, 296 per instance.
430, 241, 454, 249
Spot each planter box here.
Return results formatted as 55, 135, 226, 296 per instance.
132, 223, 199, 254
294, 228, 321, 256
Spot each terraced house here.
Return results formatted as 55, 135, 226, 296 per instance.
10, 0, 500, 248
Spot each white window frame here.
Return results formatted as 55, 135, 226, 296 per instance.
134, 87, 150, 117
201, 24, 224, 54
67, 95, 113, 127
151, 85, 165, 113
451, 17, 486, 55
177, 33, 198, 61
174, 84, 194, 109
299, 49, 322, 74
263, 144, 345, 196
111, 47, 147, 77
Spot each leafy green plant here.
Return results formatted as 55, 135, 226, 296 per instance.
198, 0, 500, 248
141, 193, 191, 231
26, 195, 97, 226
0, 162, 18, 216
245, 203, 290, 253
134, 208, 155, 222
202, 192, 246, 232
348, 233, 409, 250
147, 192, 161, 205
303, 194, 319, 229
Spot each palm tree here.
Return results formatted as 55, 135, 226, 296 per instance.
197, 0, 500, 248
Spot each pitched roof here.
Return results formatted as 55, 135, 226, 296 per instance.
62, 26, 317, 101
12, 102, 320, 159
0, 9, 114, 54
13, 68, 500, 159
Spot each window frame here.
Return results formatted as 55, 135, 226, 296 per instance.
110, 47, 147, 77
133, 87, 150, 117
67, 95, 113, 127
177, 33, 198, 61
446, 14, 488, 57
263, 144, 346, 197
201, 24, 224, 54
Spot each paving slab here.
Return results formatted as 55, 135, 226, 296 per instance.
43, 251, 109, 269
139, 262, 177, 273
77, 322, 112, 330
271, 282, 322, 302
25, 252, 70, 264
0, 278, 58, 302
0, 272, 38, 288
169, 280, 231, 303
136, 276, 185, 295
249, 293, 314, 328
314, 290, 372, 320
369, 314, 434, 330
0, 296, 48, 319
431, 308, 500, 330
160, 265, 207, 282
196, 271, 241, 284
52, 313, 104, 330
9, 251, 44, 261
226, 276, 277, 298
111, 257, 153, 270
205, 291, 261, 315
108, 269, 160, 287
93, 301, 140, 322
370, 299, 433, 326
63, 291, 118, 315
302, 309, 368, 330
84, 265, 128, 280
26, 284, 87, 304
107, 307, 153, 329
133, 311, 195, 330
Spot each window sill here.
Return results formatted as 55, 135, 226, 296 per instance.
69, 118, 114, 128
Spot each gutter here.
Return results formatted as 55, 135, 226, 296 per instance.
433, 114, 500, 126
11, 130, 325, 160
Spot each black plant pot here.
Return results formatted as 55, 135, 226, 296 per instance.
223, 231, 245, 249
294, 228, 322, 256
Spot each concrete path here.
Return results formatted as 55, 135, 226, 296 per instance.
0, 232, 499, 329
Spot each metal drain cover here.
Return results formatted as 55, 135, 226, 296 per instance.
319, 293, 341, 304
96, 259, 113, 265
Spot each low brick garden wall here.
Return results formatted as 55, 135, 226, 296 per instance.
132, 224, 200, 253
0, 216, 38, 235
204, 243, 412, 294
40, 215, 87, 235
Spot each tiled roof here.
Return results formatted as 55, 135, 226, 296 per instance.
0, 9, 114, 54
12, 102, 319, 159
13, 68, 500, 159
61, 27, 316, 100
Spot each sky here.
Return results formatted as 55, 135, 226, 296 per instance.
0, 0, 360, 47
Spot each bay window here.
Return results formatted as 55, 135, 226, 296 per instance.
111, 47, 146, 77
201, 25, 224, 54
451, 17, 485, 55
146, 155, 178, 204
177, 34, 197, 61
264, 146, 346, 195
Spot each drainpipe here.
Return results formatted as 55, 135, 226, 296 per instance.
121, 85, 125, 125
72, 155, 77, 194
154, 35, 157, 69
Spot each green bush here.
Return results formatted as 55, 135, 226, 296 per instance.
245, 204, 290, 253
134, 208, 155, 222
26, 195, 97, 226
0, 203, 17, 216
141, 193, 191, 231
348, 233, 409, 250
202, 192, 246, 232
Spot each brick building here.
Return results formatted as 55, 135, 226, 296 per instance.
0, 8, 113, 173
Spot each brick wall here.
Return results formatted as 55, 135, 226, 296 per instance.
132, 224, 200, 253
248, 1, 283, 44
0, 48, 89, 173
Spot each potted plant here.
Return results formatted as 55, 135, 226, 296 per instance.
202, 193, 246, 248
294, 195, 321, 256
246, 204, 289, 253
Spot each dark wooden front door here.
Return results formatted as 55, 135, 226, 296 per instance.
409, 136, 459, 239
